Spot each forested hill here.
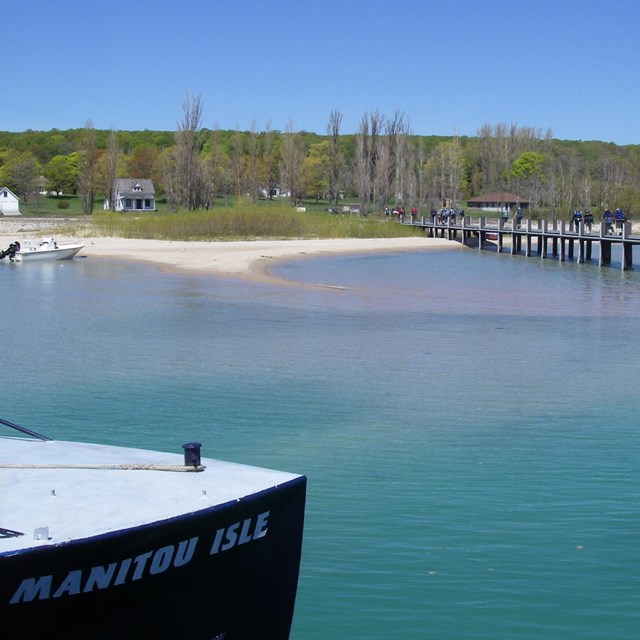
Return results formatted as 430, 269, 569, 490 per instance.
0, 127, 633, 168
1, 122, 639, 216
0, 129, 177, 161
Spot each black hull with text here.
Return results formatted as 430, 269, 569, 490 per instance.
0, 430, 306, 640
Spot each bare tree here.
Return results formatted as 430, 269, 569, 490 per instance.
470, 122, 548, 197
553, 151, 583, 215
280, 120, 304, 206
77, 120, 99, 215
354, 110, 385, 214
414, 141, 429, 211
446, 136, 464, 208
103, 128, 119, 211
204, 124, 228, 208
402, 139, 420, 210
326, 108, 343, 205
248, 120, 260, 202
262, 119, 279, 200
425, 138, 464, 208
229, 127, 246, 200
164, 93, 206, 210
354, 113, 372, 213
374, 136, 391, 210
426, 144, 447, 206
385, 110, 410, 204
597, 155, 626, 210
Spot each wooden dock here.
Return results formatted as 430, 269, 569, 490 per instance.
405, 216, 639, 270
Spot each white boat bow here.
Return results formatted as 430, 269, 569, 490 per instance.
0, 418, 306, 639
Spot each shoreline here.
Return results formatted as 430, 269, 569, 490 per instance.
0, 220, 457, 285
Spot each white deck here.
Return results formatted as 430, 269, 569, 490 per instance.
0, 437, 300, 553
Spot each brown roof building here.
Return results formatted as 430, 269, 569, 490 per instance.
466, 191, 529, 211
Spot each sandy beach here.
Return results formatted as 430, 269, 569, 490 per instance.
0, 218, 457, 284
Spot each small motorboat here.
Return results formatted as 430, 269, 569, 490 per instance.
0, 417, 306, 639
0, 238, 84, 262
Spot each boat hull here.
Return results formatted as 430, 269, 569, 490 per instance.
0, 475, 306, 639
14, 244, 83, 262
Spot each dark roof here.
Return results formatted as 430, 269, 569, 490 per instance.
467, 191, 528, 204
115, 179, 155, 197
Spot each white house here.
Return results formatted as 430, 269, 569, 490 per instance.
0, 187, 21, 216
106, 179, 156, 212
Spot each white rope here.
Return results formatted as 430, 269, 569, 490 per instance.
0, 463, 205, 472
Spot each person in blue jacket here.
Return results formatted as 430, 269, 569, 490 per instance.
603, 209, 613, 235
614, 208, 626, 234
572, 209, 582, 233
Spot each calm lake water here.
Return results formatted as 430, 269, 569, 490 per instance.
2, 247, 639, 639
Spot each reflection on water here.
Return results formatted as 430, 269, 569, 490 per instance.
1, 250, 639, 640
272, 248, 640, 317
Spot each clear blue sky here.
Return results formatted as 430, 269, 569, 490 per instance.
2, 0, 638, 144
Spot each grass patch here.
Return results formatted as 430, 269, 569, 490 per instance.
88, 204, 425, 241
19, 195, 85, 217
19, 195, 174, 217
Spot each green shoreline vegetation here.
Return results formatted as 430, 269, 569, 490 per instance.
89, 205, 425, 241
18, 197, 424, 242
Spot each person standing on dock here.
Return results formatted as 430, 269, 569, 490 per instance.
603, 208, 613, 234
584, 210, 594, 232
615, 208, 626, 234
515, 207, 523, 229
572, 209, 582, 233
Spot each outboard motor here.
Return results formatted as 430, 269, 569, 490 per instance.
0, 241, 20, 261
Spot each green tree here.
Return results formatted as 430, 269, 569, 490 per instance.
303, 141, 330, 201
510, 151, 544, 180
510, 151, 550, 209
44, 154, 77, 195
2, 151, 41, 204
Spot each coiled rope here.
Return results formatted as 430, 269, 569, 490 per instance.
0, 463, 205, 472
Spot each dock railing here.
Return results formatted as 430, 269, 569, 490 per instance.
404, 216, 637, 270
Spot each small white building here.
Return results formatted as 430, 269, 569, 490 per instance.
0, 187, 21, 216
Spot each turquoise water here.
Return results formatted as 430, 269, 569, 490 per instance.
2, 250, 639, 639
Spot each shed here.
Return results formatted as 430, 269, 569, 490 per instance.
466, 191, 528, 212
0, 187, 21, 216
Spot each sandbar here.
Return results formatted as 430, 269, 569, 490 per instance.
0, 220, 457, 285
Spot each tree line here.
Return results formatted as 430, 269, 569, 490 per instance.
1, 96, 639, 217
